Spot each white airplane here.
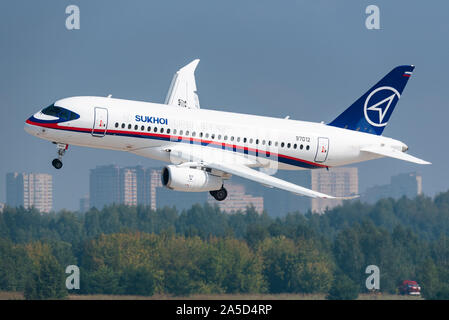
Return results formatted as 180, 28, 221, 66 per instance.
25, 60, 430, 201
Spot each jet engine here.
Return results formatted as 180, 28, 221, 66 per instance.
161, 165, 223, 192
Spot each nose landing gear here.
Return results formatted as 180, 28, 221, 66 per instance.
210, 186, 228, 201
52, 143, 68, 169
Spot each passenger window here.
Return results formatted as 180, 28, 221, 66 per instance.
141, 125, 145, 131
134, 125, 138, 130
256, 139, 259, 144
237, 137, 240, 142
121, 123, 125, 129
180, 130, 183, 135
115, 123, 119, 128
306, 145, 310, 150
147, 126, 151, 132
294, 144, 297, 149
192, 132, 196, 137
154, 127, 158, 133
186, 130, 190, 136
287, 143, 291, 148
173, 129, 177, 135
205, 133, 209, 138
128, 124, 131, 129
300, 144, 303, 150
243, 138, 247, 143
211, 134, 215, 139
281, 142, 285, 148
160, 128, 164, 133
167, 128, 171, 134
249, 138, 253, 144
224, 135, 228, 140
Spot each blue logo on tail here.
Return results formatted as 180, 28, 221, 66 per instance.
329, 65, 414, 135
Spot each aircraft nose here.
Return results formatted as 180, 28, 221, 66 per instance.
24, 117, 39, 135
24, 115, 42, 136
402, 144, 409, 152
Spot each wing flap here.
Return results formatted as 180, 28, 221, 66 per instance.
206, 162, 358, 200
361, 146, 431, 165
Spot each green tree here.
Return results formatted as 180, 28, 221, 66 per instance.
326, 272, 359, 300
24, 254, 67, 300
119, 266, 155, 296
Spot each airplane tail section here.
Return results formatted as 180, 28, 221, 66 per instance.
328, 65, 415, 135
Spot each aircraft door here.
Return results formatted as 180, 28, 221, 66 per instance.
314, 137, 329, 162
92, 107, 108, 137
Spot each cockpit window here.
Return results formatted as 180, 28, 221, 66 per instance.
42, 104, 78, 121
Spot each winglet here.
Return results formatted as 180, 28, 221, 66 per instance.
165, 59, 201, 109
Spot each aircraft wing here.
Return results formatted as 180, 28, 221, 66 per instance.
164, 59, 201, 109
206, 162, 359, 199
165, 144, 358, 199
361, 146, 431, 165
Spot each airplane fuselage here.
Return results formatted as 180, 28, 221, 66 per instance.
25, 96, 406, 171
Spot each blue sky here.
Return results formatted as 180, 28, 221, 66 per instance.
1, 1, 448, 210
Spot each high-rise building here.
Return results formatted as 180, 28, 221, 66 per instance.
310, 167, 358, 214
6, 172, 53, 213
89, 165, 153, 210
362, 172, 423, 204
207, 183, 264, 214
149, 169, 162, 210
390, 172, 423, 198
89, 165, 121, 209
120, 167, 138, 206
79, 195, 90, 213
120, 165, 151, 206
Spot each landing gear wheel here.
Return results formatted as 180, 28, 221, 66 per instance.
52, 159, 63, 169
210, 187, 227, 201
51, 143, 68, 170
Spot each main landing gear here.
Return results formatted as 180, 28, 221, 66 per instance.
52, 143, 68, 170
210, 186, 228, 201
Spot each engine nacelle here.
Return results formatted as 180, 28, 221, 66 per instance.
161, 165, 223, 192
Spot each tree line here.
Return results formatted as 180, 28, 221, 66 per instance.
1, 191, 449, 299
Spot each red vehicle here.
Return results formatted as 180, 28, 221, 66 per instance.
399, 280, 421, 295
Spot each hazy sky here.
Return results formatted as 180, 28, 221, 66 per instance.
1, 1, 448, 210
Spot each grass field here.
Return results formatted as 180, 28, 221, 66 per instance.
0, 291, 424, 300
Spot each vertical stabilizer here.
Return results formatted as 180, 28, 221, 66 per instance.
328, 65, 414, 135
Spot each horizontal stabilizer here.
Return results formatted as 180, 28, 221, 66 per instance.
361, 146, 431, 165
